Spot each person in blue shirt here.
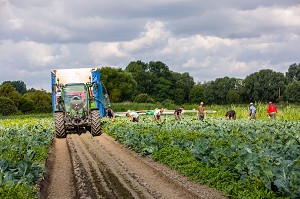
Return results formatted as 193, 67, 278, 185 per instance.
249, 102, 256, 119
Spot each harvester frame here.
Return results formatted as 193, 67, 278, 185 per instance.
51, 68, 109, 138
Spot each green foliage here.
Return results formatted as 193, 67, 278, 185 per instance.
0, 116, 54, 198
126, 61, 194, 104
286, 63, 300, 83
100, 67, 137, 102
111, 102, 161, 112
226, 89, 240, 104
284, 80, 300, 103
2, 80, 27, 95
0, 97, 18, 116
170, 71, 195, 104
189, 83, 205, 103
0, 84, 22, 107
22, 90, 52, 113
103, 115, 300, 198
19, 97, 35, 113
243, 69, 287, 103
0, 183, 37, 199
134, 93, 155, 103
161, 99, 177, 109
204, 77, 240, 104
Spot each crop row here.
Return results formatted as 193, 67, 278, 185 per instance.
0, 116, 54, 198
103, 115, 300, 199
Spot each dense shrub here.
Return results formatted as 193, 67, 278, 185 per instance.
285, 80, 300, 103
0, 97, 18, 115
19, 97, 35, 113
161, 99, 177, 109
134, 93, 155, 103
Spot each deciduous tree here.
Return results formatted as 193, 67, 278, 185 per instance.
2, 80, 27, 94
284, 80, 300, 103
243, 69, 287, 102
204, 77, 238, 104
22, 90, 52, 113
0, 84, 22, 107
100, 67, 137, 102
286, 63, 300, 83
189, 83, 205, 104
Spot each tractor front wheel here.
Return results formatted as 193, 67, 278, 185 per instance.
91, 110, 102, 136
55, 112, 66, 138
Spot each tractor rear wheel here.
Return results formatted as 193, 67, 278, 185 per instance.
91, 109, 102, 136
55, 112, 66, 138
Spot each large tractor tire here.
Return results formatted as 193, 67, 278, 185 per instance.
91, 109, 102, 136
55, 112, 66, 138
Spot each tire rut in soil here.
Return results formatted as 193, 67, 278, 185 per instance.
43, 133, 227, 199
40, 138, 77, 199
94, 133, 226, 199
67, 133, 156, 199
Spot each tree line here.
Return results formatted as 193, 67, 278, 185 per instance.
0, 62, 299, 115
100, 61, 300, 105
0, 81, 52, 115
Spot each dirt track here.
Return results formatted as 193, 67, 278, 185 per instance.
40, 132, 227, 199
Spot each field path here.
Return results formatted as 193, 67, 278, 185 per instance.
40, 138, 77, 199
40, 132, 227, 199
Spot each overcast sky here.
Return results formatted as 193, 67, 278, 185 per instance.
1, 0, 299, 91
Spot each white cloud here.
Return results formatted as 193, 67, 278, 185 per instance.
0, 0, 300, 91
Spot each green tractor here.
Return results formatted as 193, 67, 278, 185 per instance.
51, 68, 110, 138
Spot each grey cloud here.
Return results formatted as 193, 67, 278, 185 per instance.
1, 0, 300, 91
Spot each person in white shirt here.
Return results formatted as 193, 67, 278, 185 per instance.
126, 111, 139, 122
154, 108, 164, 123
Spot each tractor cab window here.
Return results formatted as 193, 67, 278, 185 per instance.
64, 84, 88, 113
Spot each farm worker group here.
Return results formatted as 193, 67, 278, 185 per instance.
114, 101, 278, 122
224, 101, 278, 120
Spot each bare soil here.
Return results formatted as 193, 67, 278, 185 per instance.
40, 132, 227, 199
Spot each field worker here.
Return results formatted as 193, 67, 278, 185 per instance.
107, 107, 115, 122
267, 102, 278, 119
197, 102, 206, 121
224, 110, 236, 120
154, 108, 164, 123
126, 111, 139, 122
174, 107, 184, 120
249, 103, 256, 119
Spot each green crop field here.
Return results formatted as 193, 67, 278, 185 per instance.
1, 105, 300, 198
0, 115, 54, 198
103, 113, 300, 199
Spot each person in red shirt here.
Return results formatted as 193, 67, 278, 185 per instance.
267, 102, 278, 119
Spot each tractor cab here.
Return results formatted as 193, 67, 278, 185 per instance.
63, 83, 88, 114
